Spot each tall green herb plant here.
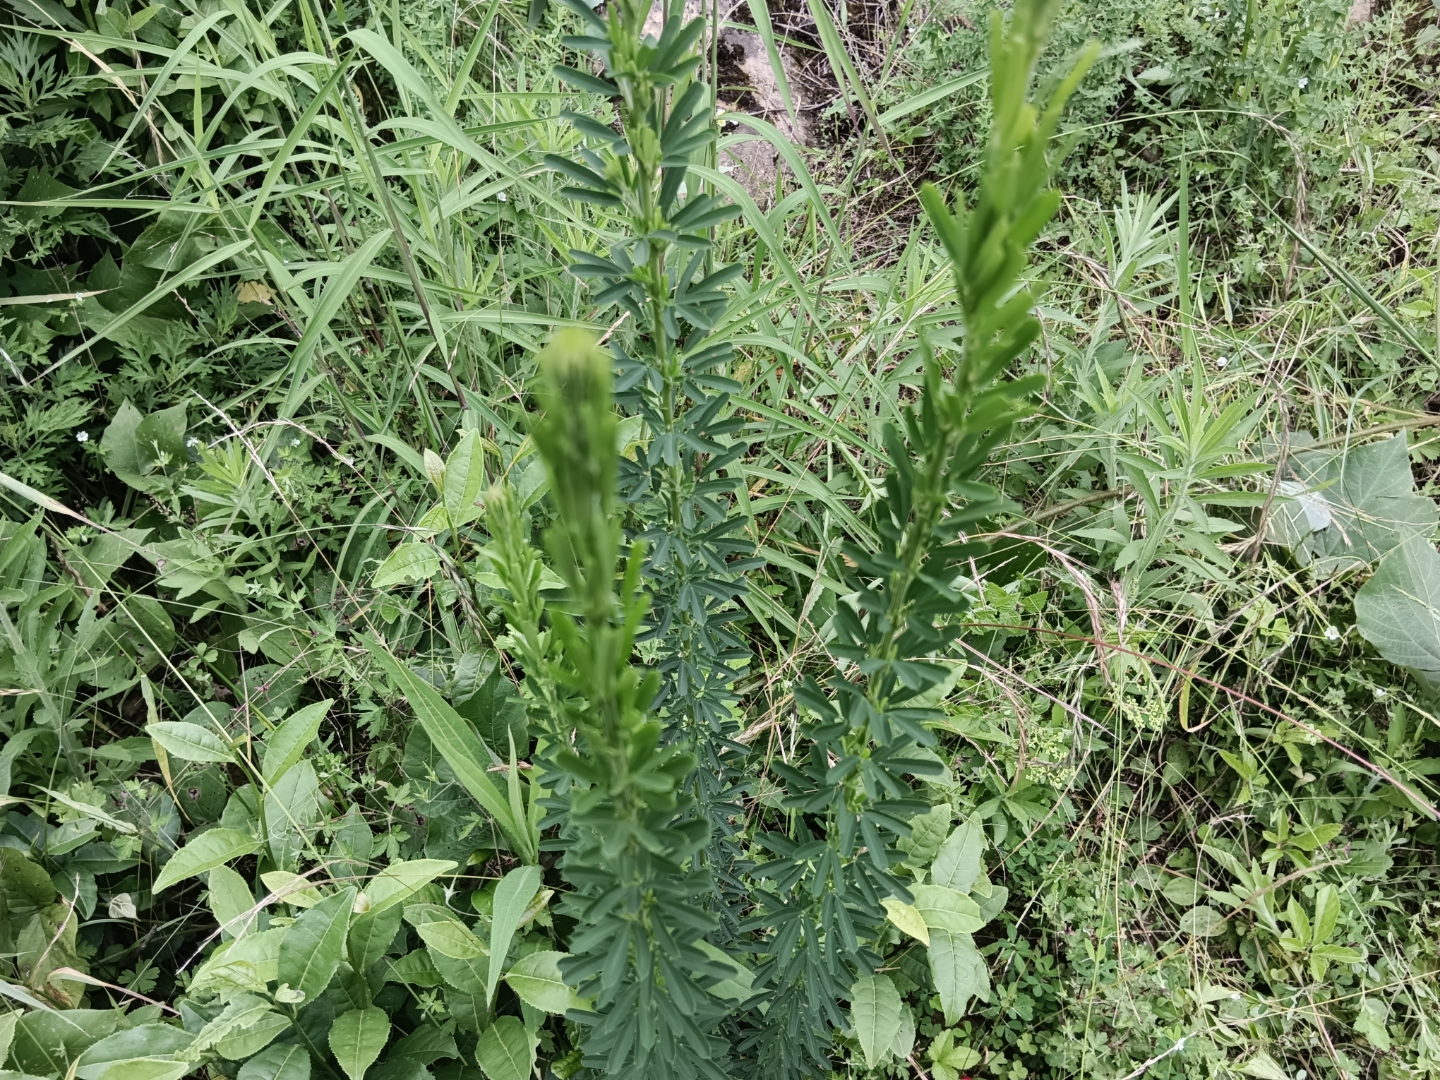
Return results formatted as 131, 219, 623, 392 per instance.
546, 0, 757, 804
737, 2, 1098, 1072
509, 331, 733, 1078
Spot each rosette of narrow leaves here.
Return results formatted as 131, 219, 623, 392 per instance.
736, 2, 1096, 1075
527, 330, 735, 1078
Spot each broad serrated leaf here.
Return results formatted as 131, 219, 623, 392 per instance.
443, 430, 487, 527
146, 722, 231, 763
209, 864, 258, 939
899, 802, 952, 869
75, 1026, 193, 1080
188, 930, 285, 997
1239, 1051, 1290, 1080
348, 903, 403, 973
891, 1002, 916, 1061
429, 948, 488, 995
1356, 537, 1440, 687
264, 760, 320, 872
1290, 823, 1342, 851
473, 1017, 533, 1080
328, 1007, 388, 1080
928, 929, 989, 1025
881, 898, 930, 945
215, 1011, 289, 1060
236, 1044, 310, 1080
1287, 433, 1437, 574
260, 870, 323, 908
503, 951, 583, 1013
74, 1057, 191, 1080
360, 859, 457, 916
9, 1010, 119, 1076
154, 829, 261, 894
373, 544, 440, 590
849, 973, 903, 1069
415, 920, 487, 960
261, 700, 333, 786
0, 1013, 16, 1067
278, 887, 355, 1004
1160, 874, 1201, 906
931, 819, 984, 892
1178, 904, 1227, 936
911, 884, 984, 933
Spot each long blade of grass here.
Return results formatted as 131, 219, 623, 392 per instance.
743, 0, 799, 133
801, 0, 890, 153
876, 69, 987, 128
97, 9, 233, 173
720, 114, 849, 271
41, 239, 253, 379
363, 638, 534, 862
272, 229, 393, 423
1275, 215, 1435, 362
245, 60, 348, 231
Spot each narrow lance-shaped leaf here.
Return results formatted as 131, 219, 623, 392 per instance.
153, 829, 261, 894
486, 864, 542, 1007
261, 700, 333, 786
363, 638, 532, 859
146, 722, 232, 764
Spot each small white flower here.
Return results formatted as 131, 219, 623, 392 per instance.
76, 431, 89, 443
1215, 355, 1229, 369
1298, 77, 1308, 89
291, 437, 302, 447
1374, 687, 1388, 700
186, 437, 200, 448
1324, 625, 1340, 641
497, 190, 508, 202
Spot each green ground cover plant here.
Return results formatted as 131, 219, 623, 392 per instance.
2, 0, 1440, 1075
